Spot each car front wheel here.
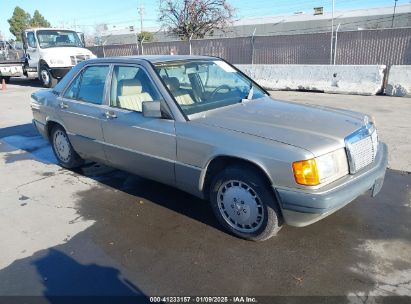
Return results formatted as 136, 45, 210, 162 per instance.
50, 125, 83, 169
209, 165, 282, 241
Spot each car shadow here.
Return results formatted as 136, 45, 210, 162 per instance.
0, 233, 150, 303
0, 123, 57, 164
0, 123, 222, 232
74, 162, 223, 232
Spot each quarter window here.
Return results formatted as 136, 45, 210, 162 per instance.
110, 65, 161, 112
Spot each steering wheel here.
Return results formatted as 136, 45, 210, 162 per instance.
210, 84, 232, 98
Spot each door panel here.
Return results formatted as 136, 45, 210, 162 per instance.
25, 32, 40, 69
58, 97, 106, 161
101, 64, 176, 185
102, 109, 176, 185
57, 65, 109, 162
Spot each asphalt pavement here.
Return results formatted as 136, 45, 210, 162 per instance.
0, 78, 410, 303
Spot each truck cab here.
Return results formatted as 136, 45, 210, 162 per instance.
22, 28, 96, 88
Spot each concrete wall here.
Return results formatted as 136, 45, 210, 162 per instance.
236, 64, 386, 96
386, 66, 411, 97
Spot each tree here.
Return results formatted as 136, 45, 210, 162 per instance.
158, 0, 235, 40
7, 6, 31, 41
30, 10, 51, 28
137, 31, 154, 42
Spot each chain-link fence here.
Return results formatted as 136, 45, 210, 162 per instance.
88, 27, 411, 66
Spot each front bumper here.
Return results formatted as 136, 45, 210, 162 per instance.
49, 67, 72, 79
276, 142, 388, 227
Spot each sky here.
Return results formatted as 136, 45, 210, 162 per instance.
1, 0, 409, 39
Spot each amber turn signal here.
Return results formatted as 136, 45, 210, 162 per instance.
292, 159, 320, 186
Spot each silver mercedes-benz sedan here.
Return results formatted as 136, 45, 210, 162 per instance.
30, 55, 388, 241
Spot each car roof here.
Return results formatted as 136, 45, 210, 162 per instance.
92, 55, 219, 64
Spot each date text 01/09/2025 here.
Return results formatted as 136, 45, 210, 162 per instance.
149, 296, 258, 303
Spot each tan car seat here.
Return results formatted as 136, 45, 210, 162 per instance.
164, 77, 195, 105
117, 79, 153, 112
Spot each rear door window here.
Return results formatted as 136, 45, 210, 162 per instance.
63, 65, 109, 104
77, 65, 109, 104
63, 73, 81, 99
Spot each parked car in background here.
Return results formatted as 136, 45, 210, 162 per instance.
30, 55, 388, 241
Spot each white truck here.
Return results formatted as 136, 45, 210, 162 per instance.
21, 28, 96, 87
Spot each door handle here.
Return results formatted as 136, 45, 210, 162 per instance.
59, 102, 68, 109
105, 111, 117, 119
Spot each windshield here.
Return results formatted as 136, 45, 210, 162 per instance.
36, 30, 83, 49
155, 60, 266, 115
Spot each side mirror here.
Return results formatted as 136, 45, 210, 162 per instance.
77, 32, 85, 47
142, 101, 162, 118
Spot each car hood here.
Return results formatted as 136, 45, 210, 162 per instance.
190, 97, 367, 156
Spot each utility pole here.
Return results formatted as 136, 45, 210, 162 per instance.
391, 0, 398, 28
138, 5, 144, 33
333, 23, 341, 65
330, 0, 335, 65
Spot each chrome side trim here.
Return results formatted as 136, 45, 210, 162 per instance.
96, 139, 181, 165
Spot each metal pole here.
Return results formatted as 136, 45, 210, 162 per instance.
138, 5, 144, 33
189, 33, 193, 55
251, 28, 256, 65
140, 37, 145, 55
330, 0, 335, 65
135, 33, 140, 55
391, 0, 398, 28
333, 23, 341, 65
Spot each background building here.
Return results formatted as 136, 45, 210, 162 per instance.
98, 3, 411, 44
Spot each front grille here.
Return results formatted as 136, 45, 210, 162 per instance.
345, 125, 378, 173
70, 55, 90, 65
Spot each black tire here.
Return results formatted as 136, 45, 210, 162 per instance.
40, 65, 58, 88
50, 125, 84, 169
209, 165, 282, 241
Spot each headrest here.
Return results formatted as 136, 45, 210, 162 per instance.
164, 77, 180, 91
120, 79, 143, 96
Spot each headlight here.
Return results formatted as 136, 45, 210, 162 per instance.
293, 148, 349, 186
49, 58, 65, 65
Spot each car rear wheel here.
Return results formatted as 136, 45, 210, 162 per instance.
40, 65, 58, 88
209, 165, 282, 241
51, 125, 83, 169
